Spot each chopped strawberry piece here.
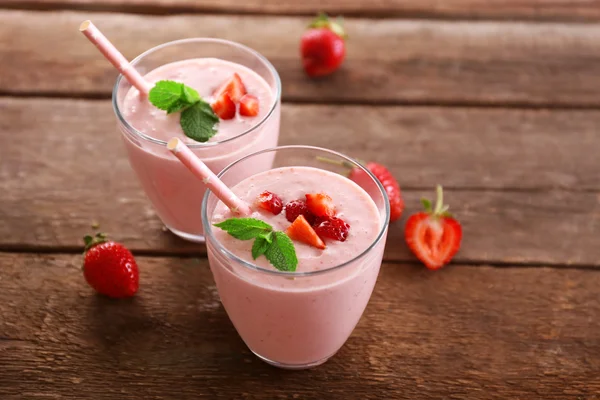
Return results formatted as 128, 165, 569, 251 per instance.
314, 216, 350, 242
211, 92, 236, 120
239, 94, 259, 117
305, 193, 336, 218
284, 199, 316, 224
213, 73, 247, 103
257, 191, 283, 215
285, 215, 326, 250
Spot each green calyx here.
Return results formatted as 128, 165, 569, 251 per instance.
83, 232, 108, 252
421, 185, 452, 218
309, 13, 347, 39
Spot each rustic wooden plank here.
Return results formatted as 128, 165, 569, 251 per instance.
3, 10, 600, 106
4, 0, 600, 21
2, 97, 600, 265
1, 253, 599, 398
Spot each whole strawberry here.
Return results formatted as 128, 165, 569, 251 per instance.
405, 186, 462, 270
300, 13, 347, 77
349, 162, 404, 222
83, 233, 139, 298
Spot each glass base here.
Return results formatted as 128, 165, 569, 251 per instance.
166, 226, 205, 243
251, 350, 333, 370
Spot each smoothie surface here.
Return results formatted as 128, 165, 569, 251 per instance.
211, 167, 382, 273
122, 58, 274, 144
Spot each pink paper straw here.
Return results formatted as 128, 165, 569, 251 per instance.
167, 138, 252, 216
79, 20, 152, 95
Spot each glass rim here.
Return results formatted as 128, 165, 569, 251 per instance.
111, 37, 282, 148
201, 145, 391, 277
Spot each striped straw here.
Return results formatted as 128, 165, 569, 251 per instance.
167, 138, 252, 216
79, 20, 152, 95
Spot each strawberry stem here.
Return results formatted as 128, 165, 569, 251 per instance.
434, 184, 444, 215
316, 156, 355, 170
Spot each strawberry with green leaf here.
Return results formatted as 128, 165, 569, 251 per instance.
405, 185, 462, 270
301, 13, 347, 77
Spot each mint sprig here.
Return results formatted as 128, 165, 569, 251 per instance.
214, 218, 298, 272
148, 80, 218, 142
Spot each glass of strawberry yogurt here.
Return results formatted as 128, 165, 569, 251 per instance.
113, 39, 281, 243
202, 146, 390, 369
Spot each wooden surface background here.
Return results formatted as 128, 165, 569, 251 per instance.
0, 1, 599, 399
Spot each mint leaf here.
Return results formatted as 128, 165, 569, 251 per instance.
180, 102, 219, 142
182, 85, 200, 104
165, 99, 189, 114
252, 232, 273, 260
214, 218, 272, 241
149, 80, 184, 111
264, 232, 298, 272
149, 80, 220, 142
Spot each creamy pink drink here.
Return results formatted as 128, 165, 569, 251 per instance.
203, 147, 390, 369
113, 40, 281, 242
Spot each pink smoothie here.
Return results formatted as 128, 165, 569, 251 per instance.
118, 58, 280, 241
207, 167, 387, 368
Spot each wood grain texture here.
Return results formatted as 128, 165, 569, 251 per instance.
2, 97, 599, 265
3, 10, 600, 106
4, 0, 600, 21
0, 253, 599, 399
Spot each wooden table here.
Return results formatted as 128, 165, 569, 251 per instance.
1, 1, 600, 399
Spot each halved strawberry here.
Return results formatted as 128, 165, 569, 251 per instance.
213, 73, 247, 103
305, 193, 336, 218
211, 92, 236, 120
404, 185, 462, 270
256, 191, 283, 215
239, 94, 259, 117
285, 215, 326, 249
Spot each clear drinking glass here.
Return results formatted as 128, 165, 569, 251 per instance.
112, 39, 281, 242
202, 146, 390, 369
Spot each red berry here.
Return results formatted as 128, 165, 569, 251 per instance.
257, 191, 283, 215
83, 234, 139, 298
301, 14, 346, 78
349, 162, 404, 222
314, 216, 350, 242
305, 193, 336, 218
213, 73, 247, 103
404, 185, 462, 270
285, 215, 326, 250
239, 94, 259, 117
284, 199, 316, 224
211, 92, 236, 120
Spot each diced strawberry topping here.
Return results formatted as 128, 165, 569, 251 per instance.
239, 94, 259, 117
314, 216, 350, 242
285, 215, 326, 250
284, 200, 316, 224
213, 73, 247, 103
211, 92, 236, 120
256, 191, 283, 215
305, 193, 336, 218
